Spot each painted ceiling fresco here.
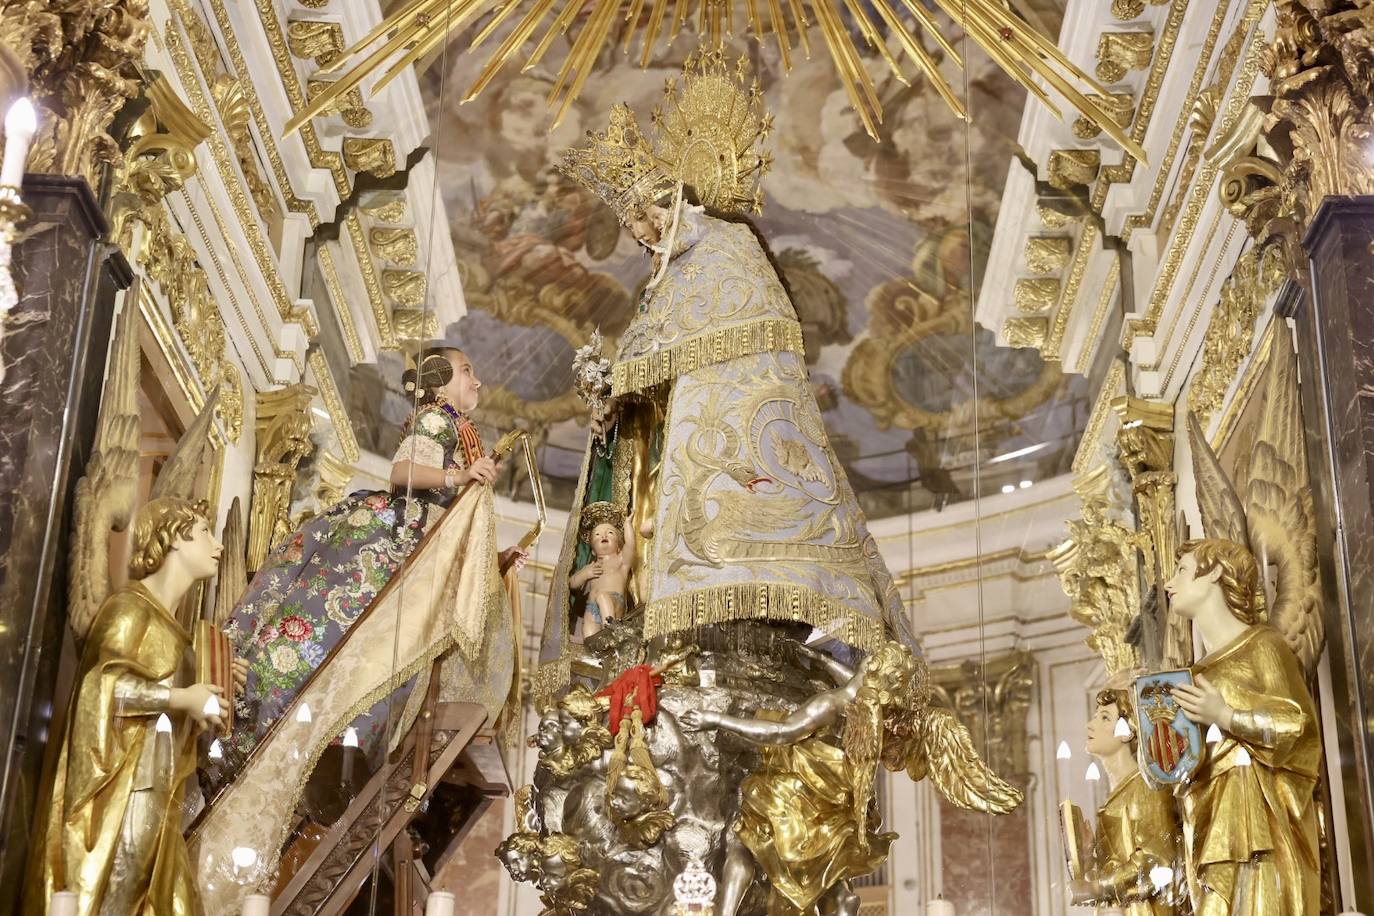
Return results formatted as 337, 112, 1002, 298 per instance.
349, 7, 1089, 517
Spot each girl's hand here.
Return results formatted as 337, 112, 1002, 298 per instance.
231, 657, 249, 692
499, 546, 529, 576
461, 456, 499, 486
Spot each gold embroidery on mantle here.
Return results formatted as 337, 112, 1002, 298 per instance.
641, 583, 885, 650
611, 318, 805, 396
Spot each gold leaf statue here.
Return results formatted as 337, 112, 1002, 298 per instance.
1186, 328, 1323, 672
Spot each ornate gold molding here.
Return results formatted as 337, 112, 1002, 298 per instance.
1047, 149, 1101, 191
108, 74, 211, 251
1013, 278, 1060, 313
1050, 468, 1142, 677
383, 269, 427, 307
393, 307, 439, 342
1024, 236, 1072, 274
137, 205, 244, 442
343, 137, 398, 178
1112, 396, 1187, 667
1095, 31, 1154, 83
370, 227, 418, 265
248, 384, 316, 570
1044, 223, 1097, 359
362, 194, 408, 224
286, 19, 345, 66
307, 77, 373, 128
1186, 244, 1284, 427
314, 450, 355, 510
5, 0, 150, 186
1111, 0, 1146, 20
1002, 317, 1048, 350
307, 350, 360, 463
1072, 92, 1135, 141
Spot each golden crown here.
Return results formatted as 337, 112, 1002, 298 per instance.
560, 51, 772, 224
651, 49, 772, 215
558, 104, 675, 227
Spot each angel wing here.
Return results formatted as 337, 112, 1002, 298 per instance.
68, 297, 142, 638
211, 496, 246, 626
906, 707, 1022, 815
150, 387, 220, 501
1242, 333, 1323, 672
1186, 410, 1251, 551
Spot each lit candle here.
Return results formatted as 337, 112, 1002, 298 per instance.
426, 891, 456, 916
926, 897, 955, 916
242, 894, 270, 916
1, 99, 35, 189
50, 892, 78, 916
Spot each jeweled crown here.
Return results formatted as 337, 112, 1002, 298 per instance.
558, 104, 675, 226
560, 51, 772, 222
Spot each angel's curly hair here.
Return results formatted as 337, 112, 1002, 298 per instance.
1178, 538, 1261, 625
129, 497, 210, 580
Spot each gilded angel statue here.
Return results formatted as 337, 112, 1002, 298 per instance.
1167, 329, 1325, 915
681, 642, 1021, 916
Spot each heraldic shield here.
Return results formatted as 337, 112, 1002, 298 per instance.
1134, 670, 1204, 788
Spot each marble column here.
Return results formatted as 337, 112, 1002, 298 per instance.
1297, 196, 1374, 909
0, 175, 131, 895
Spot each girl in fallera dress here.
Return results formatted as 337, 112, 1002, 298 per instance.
213, 348, 526, 784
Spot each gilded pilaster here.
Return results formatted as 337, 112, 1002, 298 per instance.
248, 384, 316, 570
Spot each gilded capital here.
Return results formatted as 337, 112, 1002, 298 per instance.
1012, 278, 1060, 314
1023, 236, 1072, 274
1003, 317, 1048, 350
344, 137, 398, 178
1095, 31, 1154, 83
383, 270, 427, 307
1046, 149, 1101, 191
286, 19, 345, 65
370, 227, 418, 266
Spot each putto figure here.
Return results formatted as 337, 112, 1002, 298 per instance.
25, 499, 225, 916
681, 642, 1021, 916
568, 502, 634, 638
1165, 538, 1321, 916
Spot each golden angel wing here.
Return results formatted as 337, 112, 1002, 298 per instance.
212, 497, 247, 626
1242, 333, 1323, 671
1186, 410, 1251, 551
68, 298, 142, 638
150, 387, 220, 500
907, 707, 1022, 815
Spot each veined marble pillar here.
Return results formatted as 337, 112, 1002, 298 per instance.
1298, 196, 1374, 909
0, 175, 131, 894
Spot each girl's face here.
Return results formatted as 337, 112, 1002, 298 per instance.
442, 351, 481, 412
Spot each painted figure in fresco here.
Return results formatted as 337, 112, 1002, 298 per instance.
568, 502, 635, 638
210, 348, 527, 787
540, 53, 913, 701
1066, 683, 1181, 915
1164, 538, 1321, 916
680, 642, 1021, 916
25, 498, 224, 916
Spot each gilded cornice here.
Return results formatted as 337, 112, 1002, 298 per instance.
1095, 31, 1154, 83
1073, 258, 1120, 374
346, 212, 395, 346
1072, 359, 1125, 474
1002, 317, 1048, 349
308, 77, 373, 128
1043, 223, 1096, 360
165, 22, 319, 341
1159, 215, 1237, 389
1186, 243, 1284, 426
316, 245, 366, 363
1072, 92, 1135, 141
1024, 236, 1072, 274
308, 350, 360, 463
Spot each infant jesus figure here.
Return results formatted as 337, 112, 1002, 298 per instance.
569, 501, 635, 639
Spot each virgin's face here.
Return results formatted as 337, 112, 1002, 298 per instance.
629, 205, 667, 247
442, 351, 482, 412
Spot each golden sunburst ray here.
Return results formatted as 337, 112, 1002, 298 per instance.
283, 0, 1149, 161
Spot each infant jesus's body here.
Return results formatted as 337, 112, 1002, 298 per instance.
569, 521, 633, 638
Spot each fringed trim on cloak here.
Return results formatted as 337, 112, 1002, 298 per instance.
642, 583, 885, 652
611, 318, 805, 396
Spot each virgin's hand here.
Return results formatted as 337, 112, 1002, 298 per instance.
462, 457, 499, 486
1173, 675, 1233, 730
679, 708, 717, 731
500, 546, 529, 575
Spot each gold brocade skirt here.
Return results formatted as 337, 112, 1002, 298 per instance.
737, 737, 894, 913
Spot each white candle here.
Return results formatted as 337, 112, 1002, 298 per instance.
1, 99, 35, 188
926, 898, 955, 916
242, 894, 270, 916
50, 892, 78, 916
426, 891, 456, 916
